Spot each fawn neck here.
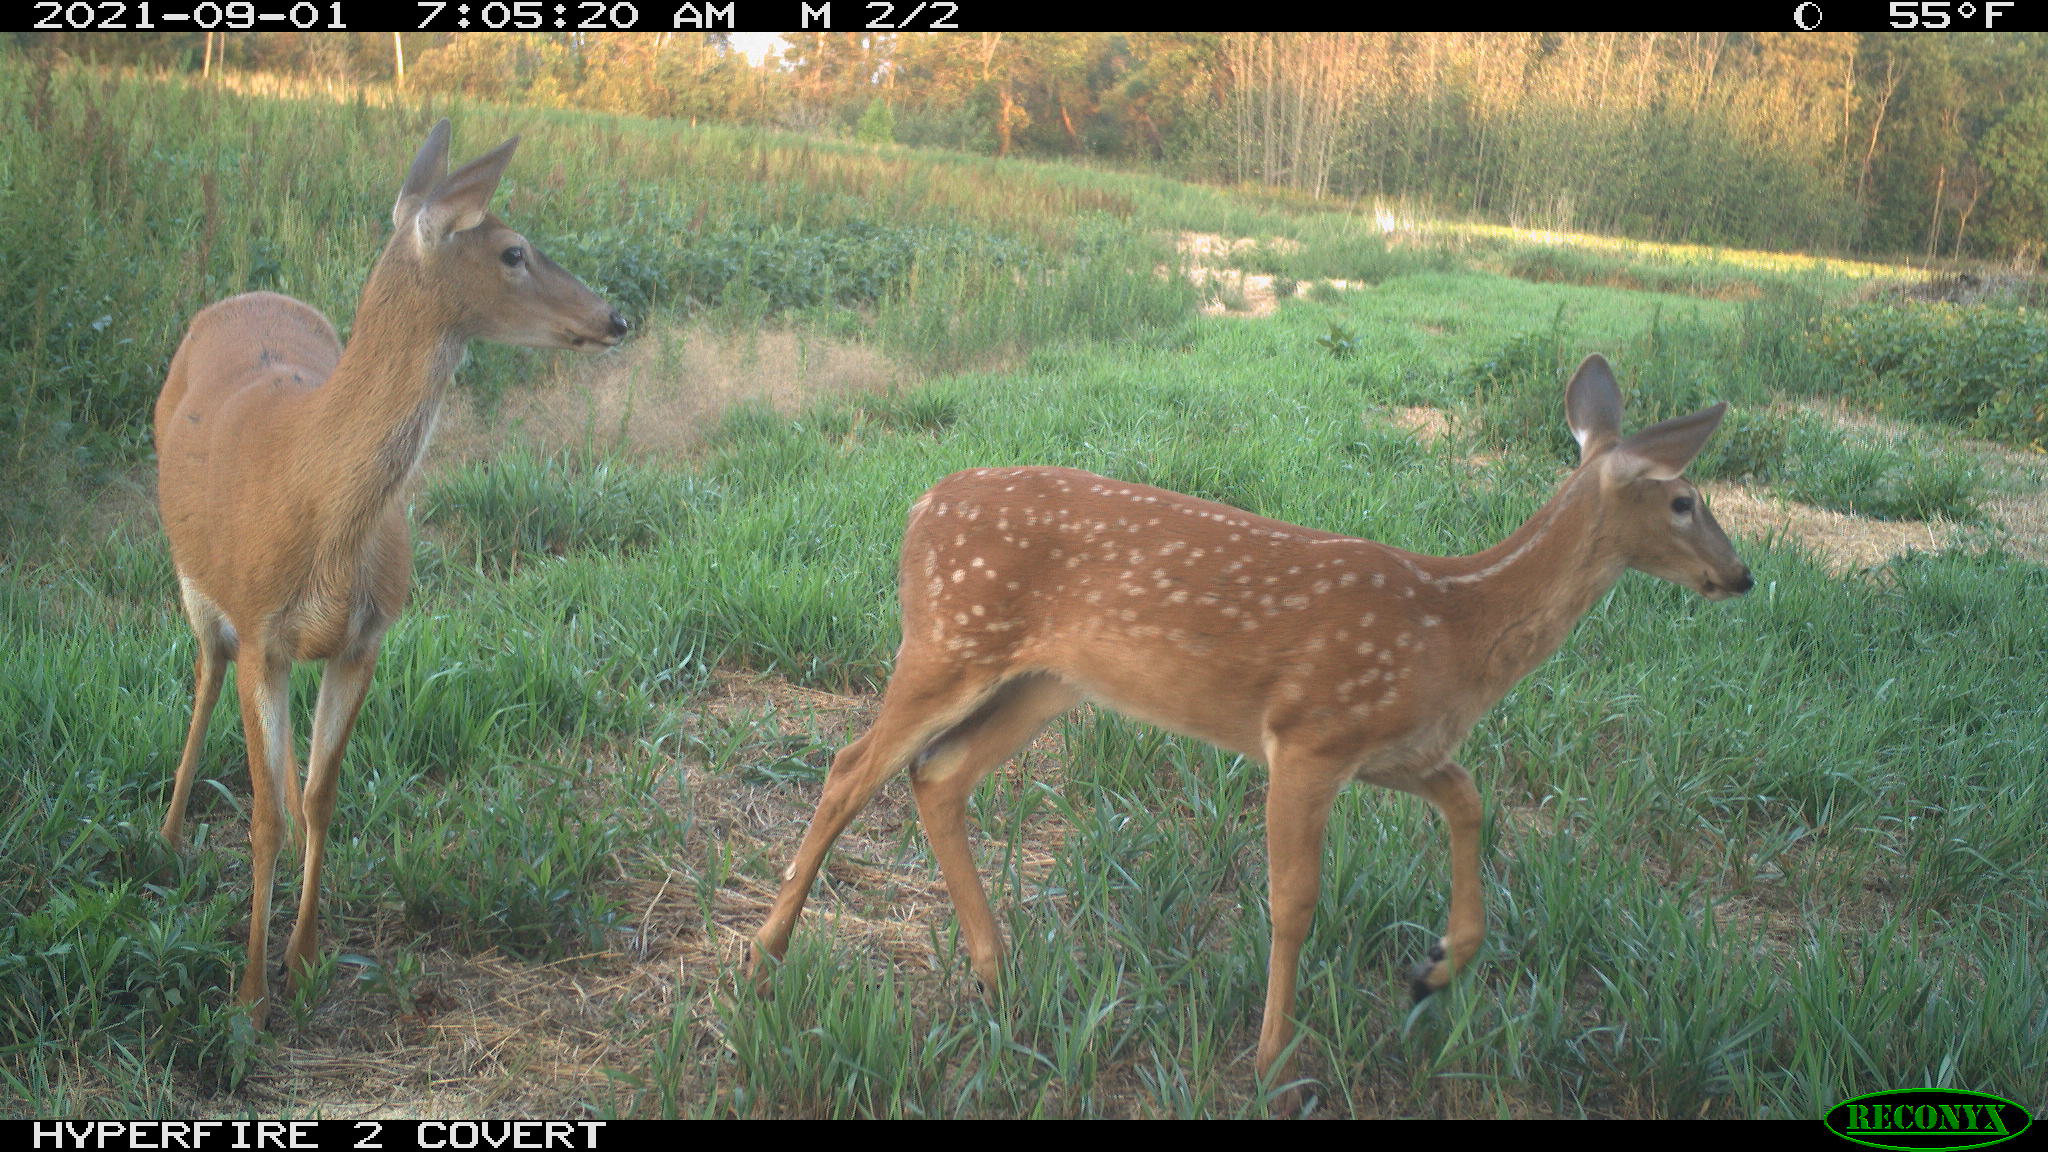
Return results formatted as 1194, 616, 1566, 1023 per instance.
1434, 466, 1627, 694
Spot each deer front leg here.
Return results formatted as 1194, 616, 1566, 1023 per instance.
233, 648, 295, 1028
1406, 760, 1484, 1000
283, 644, 378, 994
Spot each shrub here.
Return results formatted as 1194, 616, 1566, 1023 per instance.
1810, 301, 2048, 450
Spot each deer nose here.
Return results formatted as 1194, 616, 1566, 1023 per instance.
606, 311, 628, 339
1732, 567, 1754, 595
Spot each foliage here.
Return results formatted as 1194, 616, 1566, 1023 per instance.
19, 32, 2048, 263
1317, 323, 1361, 359
1458, 301, 1993, 520
1812, 300, 2048, 450
854, 98, 895, 146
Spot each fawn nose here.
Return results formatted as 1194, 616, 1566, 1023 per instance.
1732, 567, 1754, 595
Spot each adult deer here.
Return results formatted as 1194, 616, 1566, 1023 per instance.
155, 120, 625, 1025
749, 354, 1751, 1104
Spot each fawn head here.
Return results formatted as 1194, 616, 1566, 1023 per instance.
1566, 354, 1753, 601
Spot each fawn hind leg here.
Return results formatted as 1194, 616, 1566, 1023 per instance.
1254, 744, 1351, 1106
909, 674, 1079, 994
749, 656, 1015, 985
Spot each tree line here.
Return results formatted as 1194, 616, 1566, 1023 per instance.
17, 30, 2048, 262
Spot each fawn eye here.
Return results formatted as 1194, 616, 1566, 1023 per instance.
501, 246, 525, 267
1672, 495, 1695, 515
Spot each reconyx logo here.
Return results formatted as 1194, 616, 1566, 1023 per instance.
1826, 1090, 2032, 1151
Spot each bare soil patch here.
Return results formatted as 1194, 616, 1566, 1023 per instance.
1872, 270, 2048, 308
1384, 405, 1453, 443
1374, 403, 2048, 572
1174, 231, 1362, 319
1771, 399, 2048, 568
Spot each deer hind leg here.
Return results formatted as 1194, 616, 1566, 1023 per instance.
1254, 746, 1351, 1107
282, 642, 378, 996
748, 658, 1008, 987
162, 630, 231, 848
233, 646, 296, 1028
909, 673, 1079, 995
1401, 760, 1484, 1000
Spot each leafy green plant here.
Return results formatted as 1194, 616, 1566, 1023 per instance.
1318, 322, 1363, 359
387, 765, 631, 960
1811, 300, 2048, 449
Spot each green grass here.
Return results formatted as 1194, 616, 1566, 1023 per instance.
4, 54, 2043, 1120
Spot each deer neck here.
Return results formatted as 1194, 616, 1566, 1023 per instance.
1438, 468, 1628, 693
302, 250, 465, 555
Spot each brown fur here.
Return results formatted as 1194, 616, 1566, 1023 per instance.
750, 355, 1752, 1109
155, 121, 625, 1026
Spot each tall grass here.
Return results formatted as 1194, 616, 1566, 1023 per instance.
4, 54, 2042, 1119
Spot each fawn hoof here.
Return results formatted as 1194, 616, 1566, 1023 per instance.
1408, 941, 1448, 1003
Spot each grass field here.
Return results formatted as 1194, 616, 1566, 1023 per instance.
3, 58, 2044, 1119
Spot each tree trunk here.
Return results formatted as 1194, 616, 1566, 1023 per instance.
1858, 55, 1899, 205
1926, 163, 1947, 265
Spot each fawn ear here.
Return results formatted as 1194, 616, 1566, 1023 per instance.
413, 135, 521, 247
1565, 354, 1624, 463
1606, 403, 1728, 483
392, 119, 452, 230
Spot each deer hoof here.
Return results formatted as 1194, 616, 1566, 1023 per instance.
1408, 941, 1448, 1002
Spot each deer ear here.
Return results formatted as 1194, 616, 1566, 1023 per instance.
392, 119, 452, 230
413, 136, 520, 248
1564, 354, 1624, 463
1605, 403, 1727, 483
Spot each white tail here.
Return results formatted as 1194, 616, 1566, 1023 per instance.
749, 354, 1751, 1101
154, 120, 626, 1026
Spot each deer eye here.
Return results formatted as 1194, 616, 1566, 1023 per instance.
1672, 495, 1695, 515
501, 246, 525, 267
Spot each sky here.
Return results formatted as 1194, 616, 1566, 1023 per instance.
727, 33, 785, 66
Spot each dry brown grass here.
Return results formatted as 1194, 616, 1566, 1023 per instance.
208, 669, 1082, 1120
433, 322, 903, 467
